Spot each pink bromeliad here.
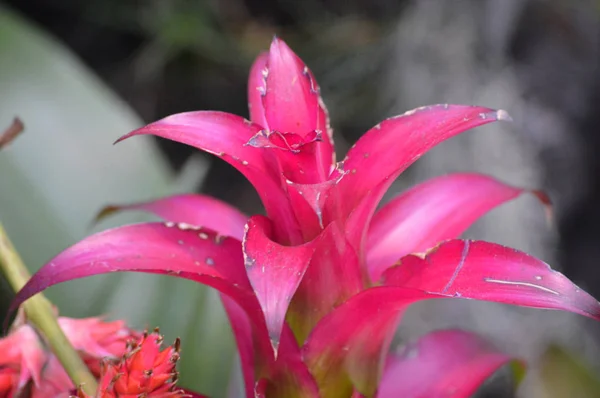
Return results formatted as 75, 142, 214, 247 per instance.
10, 38, 600, 397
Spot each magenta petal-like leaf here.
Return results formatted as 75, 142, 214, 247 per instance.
263, 38, 318, 137
248, 52, 269, 127
243, 216, 315, 351
303, 286, 440, 397
261, 38, 334, 181
97, 194, 248, 240
383, 240, 600, 320
367, 173, 548, 281
336, 105, 511, 230
115, 111, 301, 244
116, 111, 266, 174
377, 330, 522, 398
9, 223, 274, 364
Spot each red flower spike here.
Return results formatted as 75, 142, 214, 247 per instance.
96, 193, 248, 241
383, 240, 600, 320
75, 329, 203, 398
303, 287, 441, 397
243, 215, 315, 352
377, 330, 523, 398
367, 173, 548, 281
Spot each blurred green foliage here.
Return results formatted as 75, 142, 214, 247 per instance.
537, 344, 600, 398
0, 6, 233, 395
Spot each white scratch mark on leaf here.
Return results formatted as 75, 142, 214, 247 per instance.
483, 278, 560, 295
442, 240, 470, 293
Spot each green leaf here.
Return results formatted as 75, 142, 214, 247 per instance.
538, 344, 600, 398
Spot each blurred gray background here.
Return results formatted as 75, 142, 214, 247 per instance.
1, 0, 600, 396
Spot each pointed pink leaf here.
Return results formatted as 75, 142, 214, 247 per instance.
383, 240, 600, 320
263, 38, 319, 137
303, 286, 441, 397
9, 223, 274, 365
97, 194, 248, 240
115, 111, 301, 244
367, 173, 548, 281
336, 105, 511, 249
341, 105, 510, 203
262, 38, 334, 181
116, 111, 266, 174
248, 52, 269, 127
377, 330, 523, 398
243, 216, 315, 351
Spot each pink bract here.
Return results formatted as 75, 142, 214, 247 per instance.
10, 38, 600, 397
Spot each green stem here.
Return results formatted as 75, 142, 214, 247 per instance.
0, 223, 97, 394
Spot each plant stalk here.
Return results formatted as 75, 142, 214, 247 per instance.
0, 223, 98, 394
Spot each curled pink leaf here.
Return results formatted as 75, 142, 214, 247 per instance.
367, 173, 547, 281
243, 215, 315, 352
383, 240, 600, 320
377, 329, 523, 398
96, 193, 248, 241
